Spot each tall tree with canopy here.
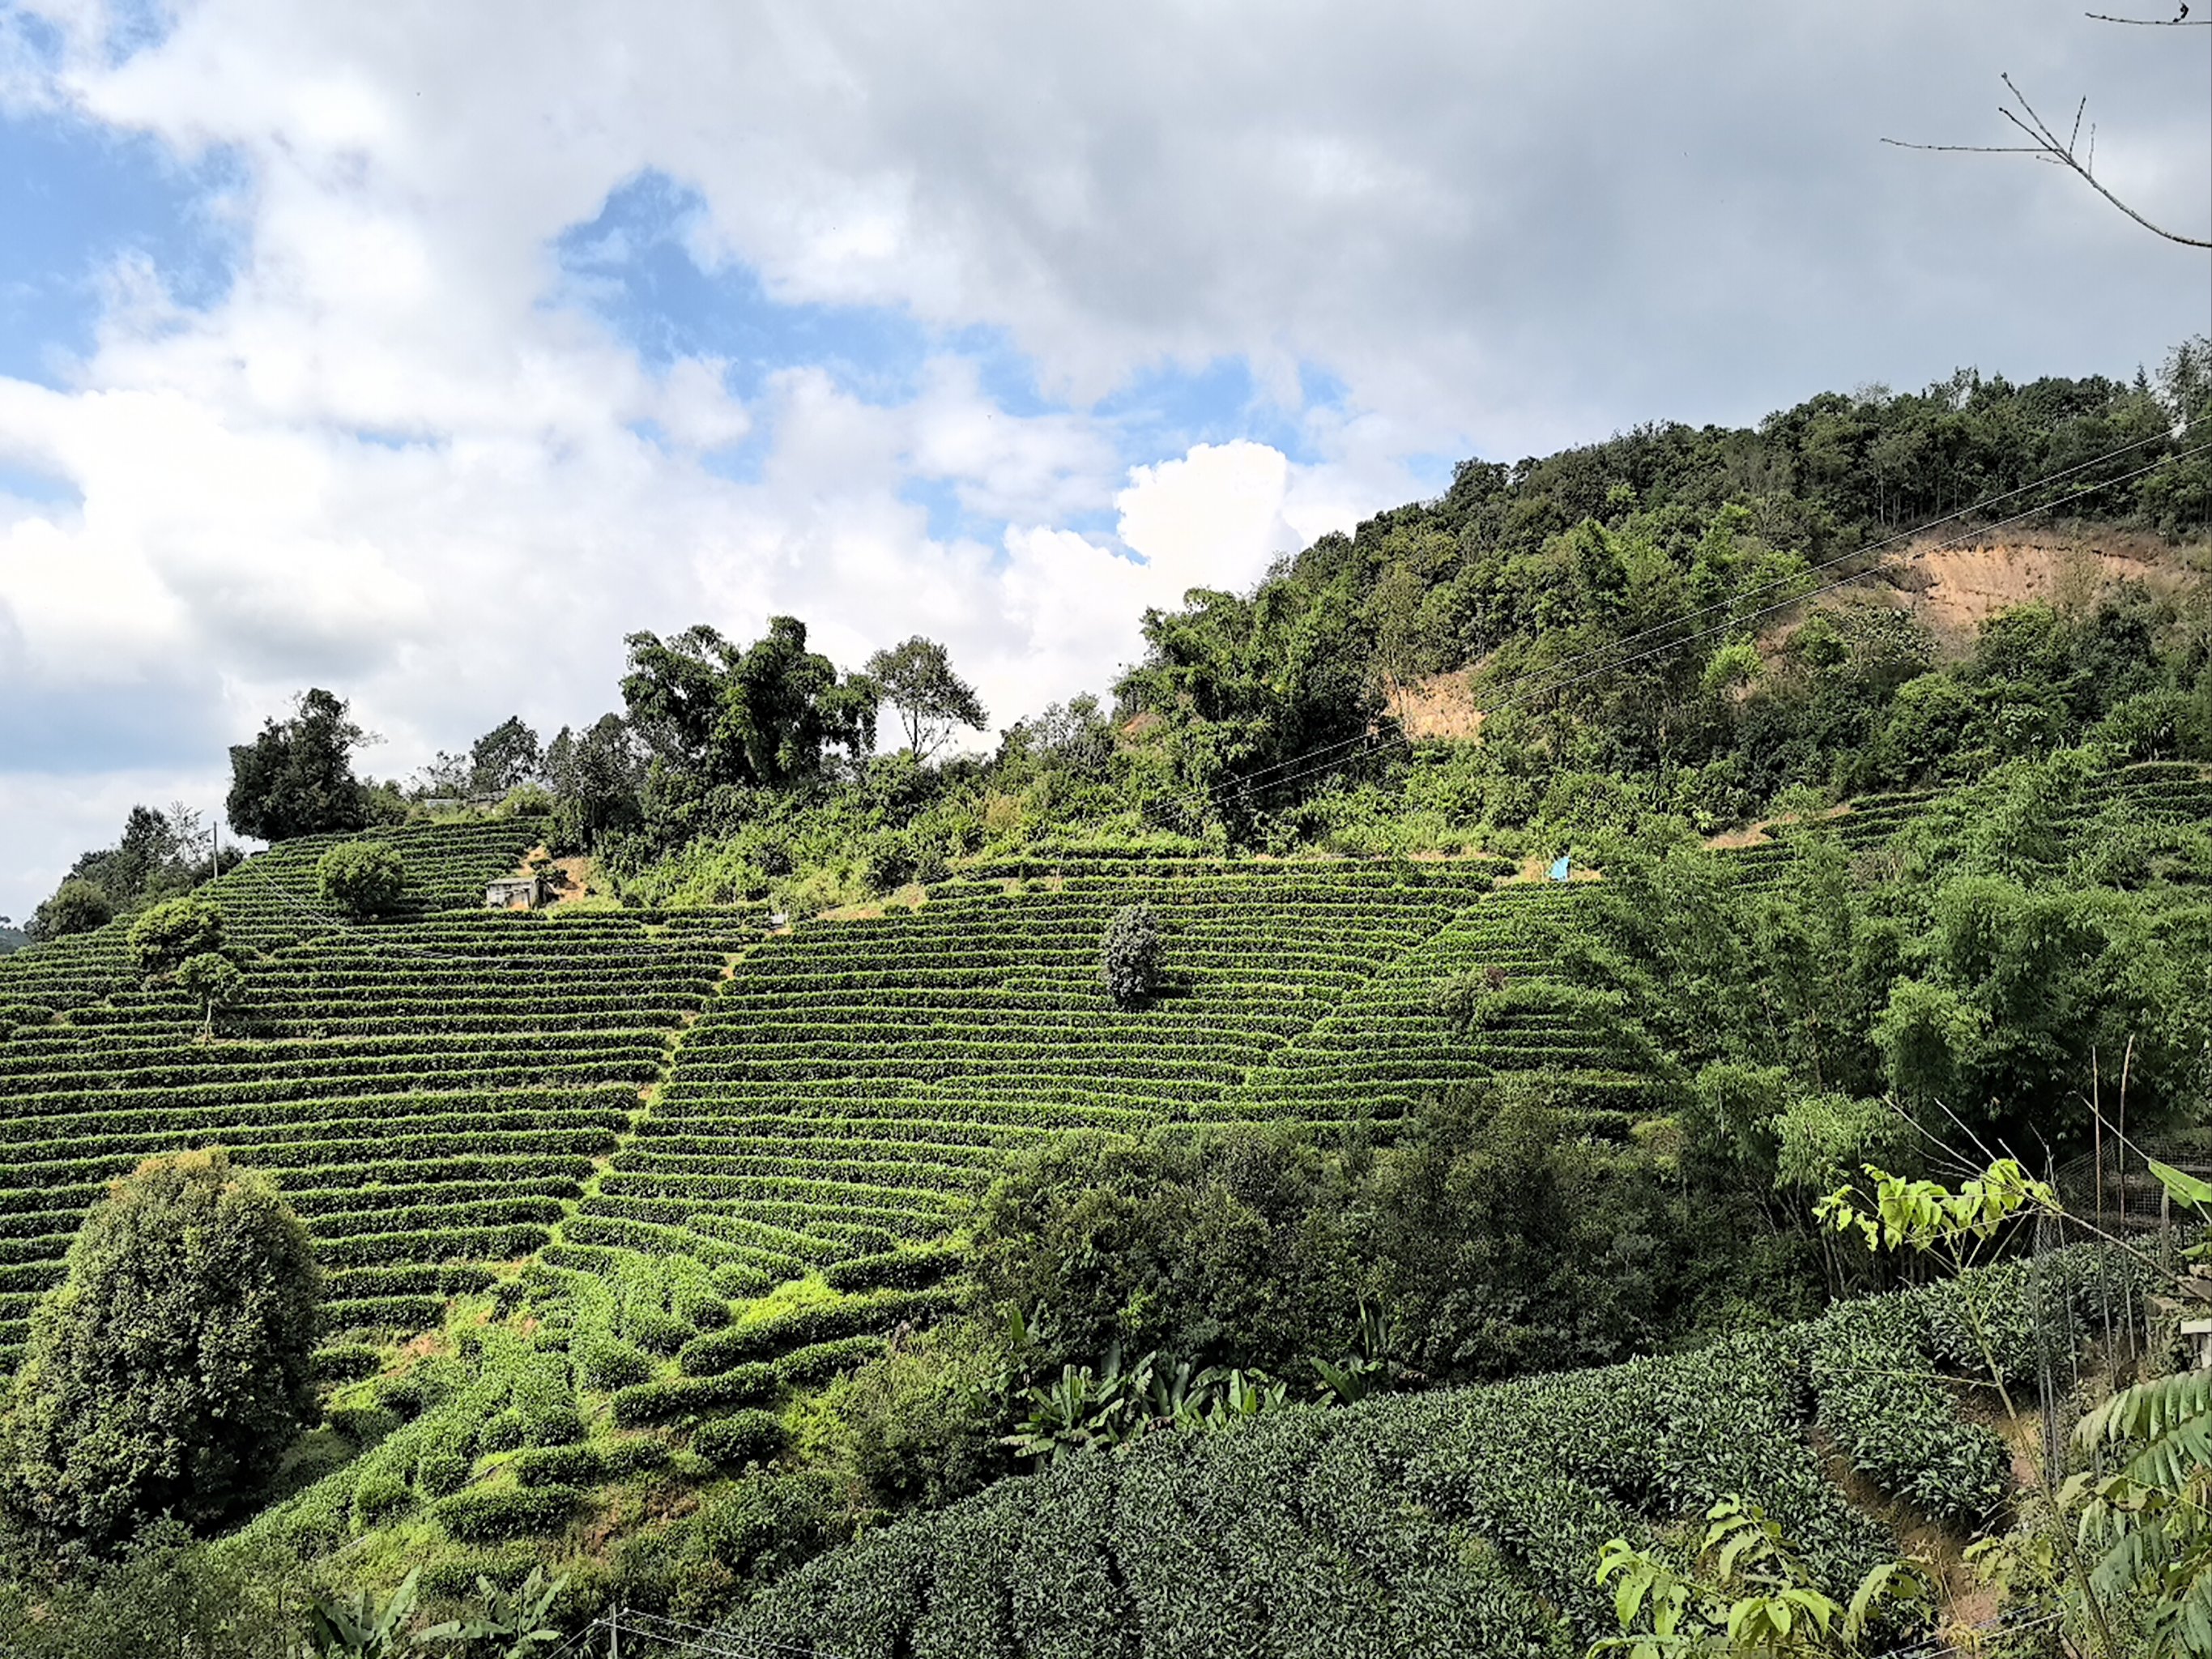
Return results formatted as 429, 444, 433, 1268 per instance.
468, 715, 543, 794
864, 636, 989, 761
620, 617, 876, 791
225, 689, 372, 842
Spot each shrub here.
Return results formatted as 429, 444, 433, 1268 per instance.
1100, 902, 1163, 1008
28, 878, 112, 942
609, 1366, 777, 1429
822, 1244, 964, 1295
431, 1484, 582, 1542
512, 1444, 601, 1487
626, 1307, 695, 1355
601, 1439, 672, 1478
693, 1410, 790, 1469
314, 1345, 385, 1385
672, 1286, 731, 1330
325, 1401, 399, 1444
316, 841, 407, 919
522, 1405, 586, 1448
126, 896, 225, 979
350, 1471, 413, 1529
416, 1448, 472, 1497
4, 1149, 322, 1551
577, 1336, 656, 1391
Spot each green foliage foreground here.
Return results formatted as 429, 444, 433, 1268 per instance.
2, 1149, 322, 1555
718, 1251, 2142, 1659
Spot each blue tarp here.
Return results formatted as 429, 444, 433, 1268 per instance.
1549, 855, 1571, 881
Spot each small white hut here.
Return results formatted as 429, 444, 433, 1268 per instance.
485, 873, 551, 910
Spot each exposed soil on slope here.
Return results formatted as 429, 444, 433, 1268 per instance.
1396, 534, 2207, 742
1392, 667, 1486, 740
1873, 528, 2205, 643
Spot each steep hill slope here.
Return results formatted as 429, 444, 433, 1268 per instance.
721, 1250, 2134, 1659
563, 859, 1560, 1285
0, 821, 751, 1367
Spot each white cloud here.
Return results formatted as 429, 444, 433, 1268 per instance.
1, 0, 2204, 919
1115, 441, 1298, 596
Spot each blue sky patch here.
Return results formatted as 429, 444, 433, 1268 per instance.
0, 459, 80, 508
551, 169, 1353, 492
554, 172, 934, 407
0, 109, 241, 386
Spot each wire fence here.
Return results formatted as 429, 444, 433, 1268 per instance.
536, 1608, 834, 1659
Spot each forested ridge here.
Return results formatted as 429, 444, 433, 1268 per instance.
4, 349, 2212, 1655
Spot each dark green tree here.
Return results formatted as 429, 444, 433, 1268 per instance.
620, 618, 876, 793
468, 716, 543, 795
25, 878, 113, 942
126, 896, 225, 980
2, 1149, 322, 1552
863, 636, 988, 761
226, 689, 371, 842
544, 713, 646, 853
1101, 902, 1164, 1008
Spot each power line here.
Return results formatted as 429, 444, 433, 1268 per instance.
1176, 434, 2212, 822
1217, 418, 2193, 799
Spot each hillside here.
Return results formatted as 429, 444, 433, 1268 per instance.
724, 1247, 2140, 1659
0, 831, 1654, 1358
0, 820, 751, 1368
8, 354, 2212, 1654
1, 754, 2197, 1639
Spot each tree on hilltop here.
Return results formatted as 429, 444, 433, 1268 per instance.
26, 879, 112, 943
621, 617, 876, 791
864, 637, 989, 762
468, 715, 543, 795
227, 689, 372, 842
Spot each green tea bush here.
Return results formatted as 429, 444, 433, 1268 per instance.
316, 840, 407, 918
693, 1410, 790, 1469
577, 1335, 656, 1391
611, 1365, 778, 1428
432, 1483, 583, 1542
512, 1444, 601, 1487
627, 1307, 696, 1356
350, 1471, 413, 1529
416, 1448, 472, 1497
1809, 1296, 2010, 1527
602, 1439, 673, 1478
822, 1243, 963, 1294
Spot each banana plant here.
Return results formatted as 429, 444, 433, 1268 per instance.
1205, 1368, 1288, 1425
1592, 1497, 1929, 1657
419, 1567, 569, 1658
2060, 1156, 2212, 1657
302, 1568, 430, 1659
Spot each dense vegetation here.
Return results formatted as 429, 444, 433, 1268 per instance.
3, 348, 2212, 1653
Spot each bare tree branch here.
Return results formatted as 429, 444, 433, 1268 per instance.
1883, 71, 2212, 249
2084, 11, 2210, 24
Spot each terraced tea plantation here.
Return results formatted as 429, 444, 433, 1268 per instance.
562, 857, 1647, 1287
0, 821, 750, 1365
1216, 881, 1651, 1128
43, 768, 2180, 1367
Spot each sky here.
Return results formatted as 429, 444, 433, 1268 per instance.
0, 0, 2208, 922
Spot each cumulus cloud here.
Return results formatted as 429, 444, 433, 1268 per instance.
0, 0, 2203, 915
